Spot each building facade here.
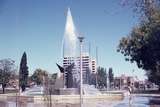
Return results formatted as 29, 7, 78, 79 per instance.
114, 74, 135, 90
63, 53, 96, 74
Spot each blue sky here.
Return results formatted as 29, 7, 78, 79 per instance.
0, 0, 146, 79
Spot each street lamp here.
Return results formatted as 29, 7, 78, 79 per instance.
78, 36, 84, 107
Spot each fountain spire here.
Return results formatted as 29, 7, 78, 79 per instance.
61, 7, 80, 88
63, 7, 77, 57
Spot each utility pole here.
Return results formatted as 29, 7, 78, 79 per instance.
78, 36, 84, 107
106, 70, 108, 90
96, 46, 98, 66
62, 42, 65, 89
96, 46, 98, 88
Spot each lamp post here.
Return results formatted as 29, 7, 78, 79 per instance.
78, 36, 84, 107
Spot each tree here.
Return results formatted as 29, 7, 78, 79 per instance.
0, 59, 16, 94
19, 52, 29, 92
108, 68, 114, 88
31, 68, 48, 85
97, 67, 107, 88
89, 73, 96, 86
50, 73, 57, 85
118, 2, 160, 89
84, 68, 91, 84
121, 0, 160, 20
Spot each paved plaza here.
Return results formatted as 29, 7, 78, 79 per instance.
0, 94, 160, 107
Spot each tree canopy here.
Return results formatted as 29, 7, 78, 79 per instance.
30, 68, 48, 85
97, 67, 107, 88
121, 0, 160, 20
108, 68, 114, 88
19, 52, 29, 92
118, 1, 160, 87
0, 59, 16, 93
50, 73, 57, 84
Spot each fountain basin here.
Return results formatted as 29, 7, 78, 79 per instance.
0, 94, 124, 104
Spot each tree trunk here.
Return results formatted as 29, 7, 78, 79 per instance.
21, 85, 25, 92
2, 84, 5, 94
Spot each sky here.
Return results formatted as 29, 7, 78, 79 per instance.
0, 0, 146, 80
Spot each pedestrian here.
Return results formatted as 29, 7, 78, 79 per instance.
128, 86, 132, 94
128, 86, 132, 106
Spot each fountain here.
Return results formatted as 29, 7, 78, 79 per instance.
54, 8, 124, 107
63, 7, 78, 58
83, 84, 101, 95
62, 7, 80, 88
21, 86, 44, 96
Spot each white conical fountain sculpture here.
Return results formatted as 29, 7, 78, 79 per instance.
63, 8, 77, 57
62, 7, 80, 86
62, 7, 101, 95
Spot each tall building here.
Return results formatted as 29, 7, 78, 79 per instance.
63, 53, 96, 73
91, 59, 96, 73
